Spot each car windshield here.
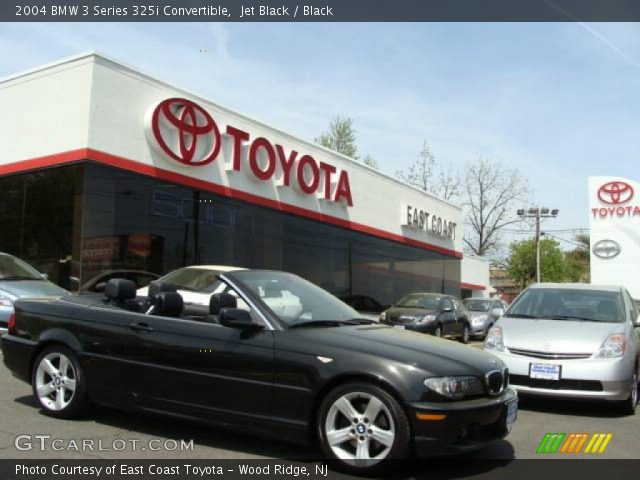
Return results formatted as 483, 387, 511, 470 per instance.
506, 288, 624, 323
395, 293, 441, 310
464, 299, 493, 312
0, 254, 43, 281
160, 268, 224, 293
227, 271, 360, 327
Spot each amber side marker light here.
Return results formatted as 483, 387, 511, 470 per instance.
416, 413, 447, 421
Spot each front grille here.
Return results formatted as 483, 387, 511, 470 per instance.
507, 347, 592, 360
389, 315, 416, 325
510, 374, 603, 391
485, 369, 508, 395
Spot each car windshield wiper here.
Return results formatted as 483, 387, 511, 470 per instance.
289, 320, 363, 329
503, 313, 541, 319
0, 276, 39, 281
395, 305, 426, 309
346, 318, 376, 324
545, 315, 604, 323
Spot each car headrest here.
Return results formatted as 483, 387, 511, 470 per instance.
105, 279, 137, 301
210, 292, 237, 315
148, 280, 178, 299
155, 292, 184, 317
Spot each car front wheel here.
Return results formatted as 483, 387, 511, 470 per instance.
32, 346, 88, 418
317, 382, 411, 473
460, 324, 470, 344
620, 370, 638, 416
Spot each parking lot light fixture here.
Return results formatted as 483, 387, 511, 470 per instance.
517, 206, 560, 283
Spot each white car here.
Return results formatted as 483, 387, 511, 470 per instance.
137, 265, 245, 306
137, 265, 304, 319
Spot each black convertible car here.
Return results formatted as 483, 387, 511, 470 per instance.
1, 270, 517, 473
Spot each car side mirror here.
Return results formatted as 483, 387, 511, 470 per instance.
635, 314, 640, 327
220, 308, 264, 331
95, 282, 107, 293
491, 308, 505, 317
40, 272, 49, 280
442, 307, 453, 313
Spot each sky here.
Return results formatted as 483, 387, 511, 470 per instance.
1, 22, 639, 250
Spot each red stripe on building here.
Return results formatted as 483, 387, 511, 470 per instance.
460, 282, 487, 291
1, 148, 463, 259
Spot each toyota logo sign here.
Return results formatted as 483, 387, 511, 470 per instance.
592, 239, 621, 259
597, 181, 634, 205
146, 98, 221, 166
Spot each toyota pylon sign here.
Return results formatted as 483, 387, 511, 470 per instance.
588, 176, 640, 297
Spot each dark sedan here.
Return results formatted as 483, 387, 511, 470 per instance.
2, 271, 516, 473
380, 293, 472, 343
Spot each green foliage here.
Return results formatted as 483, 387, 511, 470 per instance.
507, 238, 566, 288
316, 116, 358, 159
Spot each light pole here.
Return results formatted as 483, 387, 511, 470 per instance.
517, 207, 559, 283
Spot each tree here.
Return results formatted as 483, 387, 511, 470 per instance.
507, 238, 566, 288
463, 157, 531, 257
316, 116, 358, 159
395, 141, 460, 201
363, 154, 379, 169
563, 233, 590, 283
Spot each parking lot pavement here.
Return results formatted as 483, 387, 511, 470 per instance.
1, 351, 638, 463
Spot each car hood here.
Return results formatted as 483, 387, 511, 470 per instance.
285, 324, 504, 377
498, 316, 624, 354
0, 280, 67, 300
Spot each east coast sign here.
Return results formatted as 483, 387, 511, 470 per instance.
144, 97, 353, 207
403, 205, 458, 240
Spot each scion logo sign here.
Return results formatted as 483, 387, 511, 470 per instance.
592, 239, 621, 259
598, 181, 634, 205
147, 98, 221, 166
145, 98, 353, 207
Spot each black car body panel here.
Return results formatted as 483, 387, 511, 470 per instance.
2, 271, 515, 456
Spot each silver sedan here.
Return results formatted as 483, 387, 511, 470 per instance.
484, 283, 639, 415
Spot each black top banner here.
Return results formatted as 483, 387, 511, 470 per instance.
5, 0, 640, 22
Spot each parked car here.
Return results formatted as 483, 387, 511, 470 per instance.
0, 252, 68, 334
379, 293, 472, 343
484, 283, 639, 415
463, 298, 507, 339
137, 265, 245, 306
80, 270, 160, 293
2, 270, 517, 473
339, 294, 387, 321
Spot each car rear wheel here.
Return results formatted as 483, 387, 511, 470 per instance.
317, 382, 411, 473
460, 324, 470, 344
32, 346, 88, 418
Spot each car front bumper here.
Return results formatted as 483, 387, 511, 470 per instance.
0, 305, 12, 335
485, 348, 634, 401
407, 387, 517, 456
1, 334, 37, 383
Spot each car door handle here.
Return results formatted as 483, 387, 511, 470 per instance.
128, 322, 154, 333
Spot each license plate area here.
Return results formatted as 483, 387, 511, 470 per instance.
529, 363, 561, 381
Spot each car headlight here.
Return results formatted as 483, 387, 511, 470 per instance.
419, 314, 437, 323
595, 334, 627, 358
472, 315, 488, 325
424, 376, 484, 399
0, 293, 14, 308
484, 326, 505, 351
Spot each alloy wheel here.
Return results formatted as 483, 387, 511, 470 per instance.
462, 325, 470, 343
324, 391, 395, 463
434, 326, 442, 337
35, 352, 77, 411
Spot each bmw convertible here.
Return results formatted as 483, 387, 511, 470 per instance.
1, 270, 517, 472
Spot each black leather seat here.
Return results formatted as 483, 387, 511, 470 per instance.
204, 292, 237, 324
146, 280, 178, 313
153, 292, 184, 318
104, 279, 145, 312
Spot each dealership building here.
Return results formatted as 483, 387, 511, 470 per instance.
589, 176, 640, 299
0, 53, 489, 305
